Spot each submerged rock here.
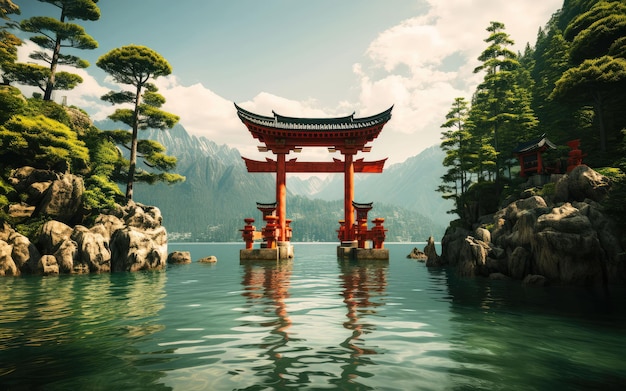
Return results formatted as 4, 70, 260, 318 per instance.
167, 251, 192, 264
198, 255, 218, 263
407, 247, 427, 261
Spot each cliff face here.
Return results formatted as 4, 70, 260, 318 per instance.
437, 165, 625, 286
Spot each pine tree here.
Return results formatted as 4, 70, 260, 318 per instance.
97, 45, 184, 201
551, 0, 626, 157
438, 97, 471, 215
472, 21, 538, 180
10, 0, 99, 100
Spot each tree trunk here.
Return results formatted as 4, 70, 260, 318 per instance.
126, 85, 143, 201
44, 11, 65, 101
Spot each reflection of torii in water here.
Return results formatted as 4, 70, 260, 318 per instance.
338, 260, 388, 381
240, 261, 293, 384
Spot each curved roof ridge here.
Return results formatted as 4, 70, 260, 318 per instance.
234, 103, 393, 127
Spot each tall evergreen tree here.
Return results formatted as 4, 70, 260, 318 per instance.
438, 97, 471, 215
472, 21, 538, 180
551, 0, 626, 158
96, 45, 183, 201
13, 0, 99, 100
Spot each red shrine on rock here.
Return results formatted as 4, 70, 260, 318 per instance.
235, 103, 393, 251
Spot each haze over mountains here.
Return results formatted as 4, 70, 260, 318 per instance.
97, 121, 453, 242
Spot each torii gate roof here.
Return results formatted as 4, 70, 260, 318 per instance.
235, 103, 393, 153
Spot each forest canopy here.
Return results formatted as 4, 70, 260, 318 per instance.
438, 0, 626, 230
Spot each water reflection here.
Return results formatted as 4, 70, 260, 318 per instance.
0, 271, 169, 389
336, 259, 388, 388
439, 269, 626, 390
238, 260, 294, 387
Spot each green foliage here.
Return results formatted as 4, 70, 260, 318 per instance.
0, 176, 15, 209
438, 97, 471, 215
0, 85, 24, 122
3, 62, 83, 94
20, 97, 72, 125
601, 166, 626, 229
15, 215, 50, 241
0, 114, 89, 172
16, 0, 99, 100
440, 4, 626, 227
0, 0, 19, 19
96, 45, 172, 86
82, 174, 122, 212
97, 44, 180, 200
470, 21, 538, 183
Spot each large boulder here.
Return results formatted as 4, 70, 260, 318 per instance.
54, 239, 79, 274
37, 220, 73, 255
554, 165, 611, 203
458, 236, 490, 277
124, 202, 163, 230
424, 236, 442, 267
110, 226, 167, 272
91, 214, 125, 242
0, 240, 19, 276
9, 166, 58, 193
9, 231, 40, 274
38, 254, 59, 275
531, 204, 605, 285
35, 174, 84, 223
440, 226, 470, 266
71, 226, 111, 273
508, 246, 530, 280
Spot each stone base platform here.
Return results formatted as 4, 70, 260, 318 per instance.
240, 242, 294, 261
337, 243, 389, 261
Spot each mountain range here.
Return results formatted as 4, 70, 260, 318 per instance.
95, 121, 453, 242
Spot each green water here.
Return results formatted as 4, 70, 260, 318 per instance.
1, 243, 625, 390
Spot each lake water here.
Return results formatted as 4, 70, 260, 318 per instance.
1, 242, 625, 390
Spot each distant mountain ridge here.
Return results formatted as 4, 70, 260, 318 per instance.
95, 121, 451, 241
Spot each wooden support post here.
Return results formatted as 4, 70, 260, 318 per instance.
277, 153, 287, 242
344, 153, 355, 241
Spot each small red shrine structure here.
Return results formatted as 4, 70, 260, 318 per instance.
513, 134, 586, 178
513, 134, 557, 177
236, 103, 393, 260
566, 139, 585, 172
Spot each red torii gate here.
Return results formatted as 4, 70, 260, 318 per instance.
235, 103, 393, 246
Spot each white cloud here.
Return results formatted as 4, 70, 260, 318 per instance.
353, 0, 562, 164
11, 1, 561, 167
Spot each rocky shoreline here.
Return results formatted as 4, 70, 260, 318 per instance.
428, 165, 625, 287
0, 166, 168, 276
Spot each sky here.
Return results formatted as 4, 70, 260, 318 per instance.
13, 0, 563, 167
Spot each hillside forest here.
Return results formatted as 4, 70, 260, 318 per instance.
437, 0, 626, 235
1, 1, 625, 242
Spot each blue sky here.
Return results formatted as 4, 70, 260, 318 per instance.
13, 0, 562, 166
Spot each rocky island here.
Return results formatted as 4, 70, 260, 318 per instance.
0, 166, 168, 276
430, 165, 625, 287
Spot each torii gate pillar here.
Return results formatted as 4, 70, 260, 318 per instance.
343, 153, 355, 243
276, 152, 287, 242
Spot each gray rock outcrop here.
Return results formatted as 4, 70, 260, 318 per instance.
1, 166, 169, 276
438, 166, 625, 287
